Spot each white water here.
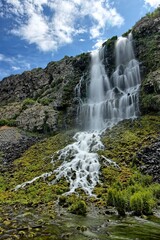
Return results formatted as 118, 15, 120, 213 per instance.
81, 33, 141, 130
15, 34, 140, 195
51, 132, 104, 195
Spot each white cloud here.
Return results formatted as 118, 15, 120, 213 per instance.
0, 53, 31, 71
144, 0, 160, 8
92, 39, 107, 49
0, 54, 14, 63
79, 39, 85, 42
1, 0, 124, 52
12, 66, 21, 71
0, 54, 4, 61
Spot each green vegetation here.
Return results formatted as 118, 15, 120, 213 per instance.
140, 68, 160, 114
59, 194, 87, 215
0, 115, 160, 217
0, 119, 16, 127
146, 7, 160, 18
102, 36, 117, 48
106, 173, 158, 216
0, 132, 72, 205
22, 98, 36, 110
38, 98, 52, 106
93, 115, 160, 215
68, 199, 87, 216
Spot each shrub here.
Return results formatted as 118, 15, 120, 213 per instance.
151, 184, 160, 199
114, 190, 128, 216
107, 188, 129, 216
130, 190, 155, 215
0, 119, 7, 126
0, 119, 16, 127
38, 98, 52, 106
130, 192, 143, 215
142, 191, 155, 215
68, 200, 87, 216
107, 187, 117, 206
22, 98, 36, 110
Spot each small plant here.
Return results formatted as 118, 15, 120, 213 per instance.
7, 119, 17, 127
0, 119, 16, 127
107, 187, 117, 206
0, 119, 7, 126
130, 192, 143, 215
22, 98, 36, 110
38, 98, 52, 106
68, 199, 87, 216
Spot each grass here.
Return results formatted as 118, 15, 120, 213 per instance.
0, 115, 160, 216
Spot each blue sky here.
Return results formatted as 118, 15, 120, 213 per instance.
0, 0, 159, 80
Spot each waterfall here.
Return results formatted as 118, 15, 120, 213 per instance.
52, 33, 141, 195
81, 33, 141, 131
15, 34, 141, 195
81, 49, 110, 130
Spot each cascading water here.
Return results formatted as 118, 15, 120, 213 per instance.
81, 49, 110, 130
15, 33, 141, 195
112, 33, 141, 121
81, 33, 141, 130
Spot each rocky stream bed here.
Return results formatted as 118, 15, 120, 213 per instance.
0, 203, 160, 240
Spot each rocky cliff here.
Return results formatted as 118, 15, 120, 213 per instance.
0, 54, 90, 132
0, 9, 160, 134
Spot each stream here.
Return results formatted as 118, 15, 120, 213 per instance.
0, 205, 160, 239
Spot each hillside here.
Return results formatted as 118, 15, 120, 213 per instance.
0, 7, 160, 240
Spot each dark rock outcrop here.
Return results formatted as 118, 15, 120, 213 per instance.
0, 54, 90, 131
137, 139, 160, 183
0, 127, 39, 163
132, 8, 160, 114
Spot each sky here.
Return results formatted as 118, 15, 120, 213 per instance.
0, 0, 159, 80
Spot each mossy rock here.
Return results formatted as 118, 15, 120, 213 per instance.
68, 199, 87, 216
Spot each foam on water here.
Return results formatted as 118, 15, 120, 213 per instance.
51, 131, 104, 195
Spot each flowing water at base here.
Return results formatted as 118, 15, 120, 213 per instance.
1, 205, 160, 240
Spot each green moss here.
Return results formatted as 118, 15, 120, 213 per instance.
0, 132, 72, 205
68, 199, 87, 216
101, 115, 160, 164
0, 115, 159, 217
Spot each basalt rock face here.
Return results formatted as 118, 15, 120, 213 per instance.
0, 127, 39, 164
137, 139, 160, 183
0, 54, 90, 132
